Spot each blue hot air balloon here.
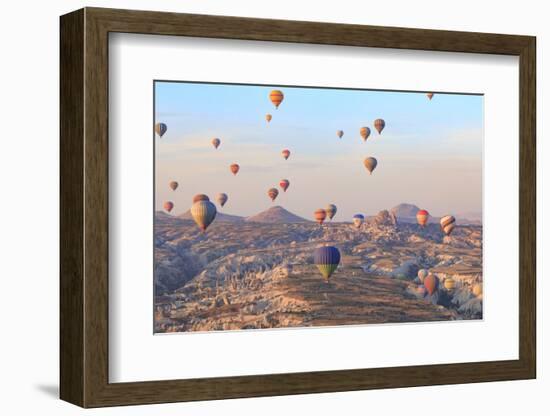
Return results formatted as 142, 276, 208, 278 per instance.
314, 246, 341, 281
352, 214, 365, 228
155, 122, 167, 138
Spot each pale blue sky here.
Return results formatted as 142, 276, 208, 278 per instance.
155, 81, 483, 221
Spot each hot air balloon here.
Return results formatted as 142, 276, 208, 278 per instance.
473, 282, 483, 297
192, 194, 210, 204
352, 214, 364, 228
216, 193, 228, 207
211, 138, 221, 149
360, 127, 371, 142
269, 89, 284, 109
282, 149, 291, 160
374, 119, 385, 134
230, 164, 240, 176
163, 201, 174, 213
427, 93, 434, 100
155, 122, 167, 138
326, 204, 337, 220
268, 188, 279, 202
424, 274, 439, 295
314, 209, 327, 225
337, 130, 344, 139
417, 269, 428, 283
314, 246, 341, 281
363, 157, 378, 175
440, 215, 456, 236
190, 200, 217, 232
266, 114, 272, 123
279, 179, 290, 192
169, 181, 178, 191
444, 277, 456, 291
416, 209, 430, 227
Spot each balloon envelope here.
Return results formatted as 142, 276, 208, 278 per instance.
417, 269, 428, 283
326, 204, 337, 220
192, 194, 210, 204
363, 157, 378, 174
211, 138, 221, 149
266, 114, 272, 123
314, 209, 327, 225
269, 90, 284, 108
169, 181, 178, 191
336, 130, 344, 139
230, 164, 240, 175
352, 214, 364, 228
440, 215, 456, 236
155, 123, 167, 137
282, 149, 291, 160
374, 119, 385, 134
190, 200, 217, 232
268, 188, 279, 201
473, 283, 483, 297
444, 277, 456, 291
279, 179, 290, 192
360, 127, 371, 142
416, 209, 430, 227
163, 201, 174, 212
427, 93, 434, 100
314, 246, 341, 280
216, 193, 228, 207
424, 274, 439, 295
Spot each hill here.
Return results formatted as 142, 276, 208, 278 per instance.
178, 210, 244, 223
246, 206, 309, 223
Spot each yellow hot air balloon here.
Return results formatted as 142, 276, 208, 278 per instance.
363, 157, 378, 175
374, 119, 385, 134
337, 130, 344, 139
266, 114, 272, 123
269, 90, 284, 109
360, 127, 371, 142
190, 200, 217, 232
473, 283, 483, 297
155, 122, 167, 138
444, 277, 456, 291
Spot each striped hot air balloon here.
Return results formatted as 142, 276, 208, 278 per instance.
337, 130, 344, 139
192, 194, 210, 204
267, 188, 279, 202
314, 246, 341, 281
363, 157, 378, 175
326, 204, 337, 220
374, 119, 386, 134
230, 164, 240, 176
282, 149, 291, 160
440, 215, 456, 236
279, 179, 290, 192
190, 200, 217, 232
169, 181, 178, 191
211, 138, 221, 149
360, 127, 371, 142
155, 122, 167, 138
416, 209, 430, 227
352, 214, 364, 228
216, 193, 228, 207
424, 274, 439, 295
269, 89, 284, 109
266, 114, 272, 123
427, 93, 434, 100
444, 277, 456, 291
314, 209, 327, 225
417, 269, 429, 283
163, 201, 174, 213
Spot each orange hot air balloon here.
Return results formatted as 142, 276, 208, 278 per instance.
269, 90, 284, 109
268, 187, 279, 202
192, 194, 210, 204
427, 93, 434, 100
211, 138, 221, 149
363, 157, 378, 175
163, 201, 174, 213
314, 208, 327, 225
416, 209, 430, 227
230, 164, 240, 176
282, 149, 291, 160
155, 122, 167, 138
337, 130, 344, 139
360, 127, 371, 142
374, 119, 386, 134
279, 179, 290, 192
266, 114, 272, 123
424, 274, 439, 295
169, 181, 178, 191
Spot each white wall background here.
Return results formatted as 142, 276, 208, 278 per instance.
0, 0, 545, 414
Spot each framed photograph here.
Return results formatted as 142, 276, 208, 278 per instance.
60, 7, 536, 408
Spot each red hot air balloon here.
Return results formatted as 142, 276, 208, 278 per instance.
424, 274, 439, 295
269, 90, 284, 109
163, 201, 174, 213
282, 149, 291, 160
211, 138, 221, 149
230, 164, 240, 175
374, 119, 386, 134
267, 188, 279, 202
279, 179, 290, 192
314, 209, 327, 225
192, 194, 210, 204
416, 209, 430, 227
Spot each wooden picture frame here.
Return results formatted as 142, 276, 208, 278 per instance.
60, 7, 536, 408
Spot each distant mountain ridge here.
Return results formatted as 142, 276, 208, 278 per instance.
246, 206, 309, 223
178, 210, 244, 223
